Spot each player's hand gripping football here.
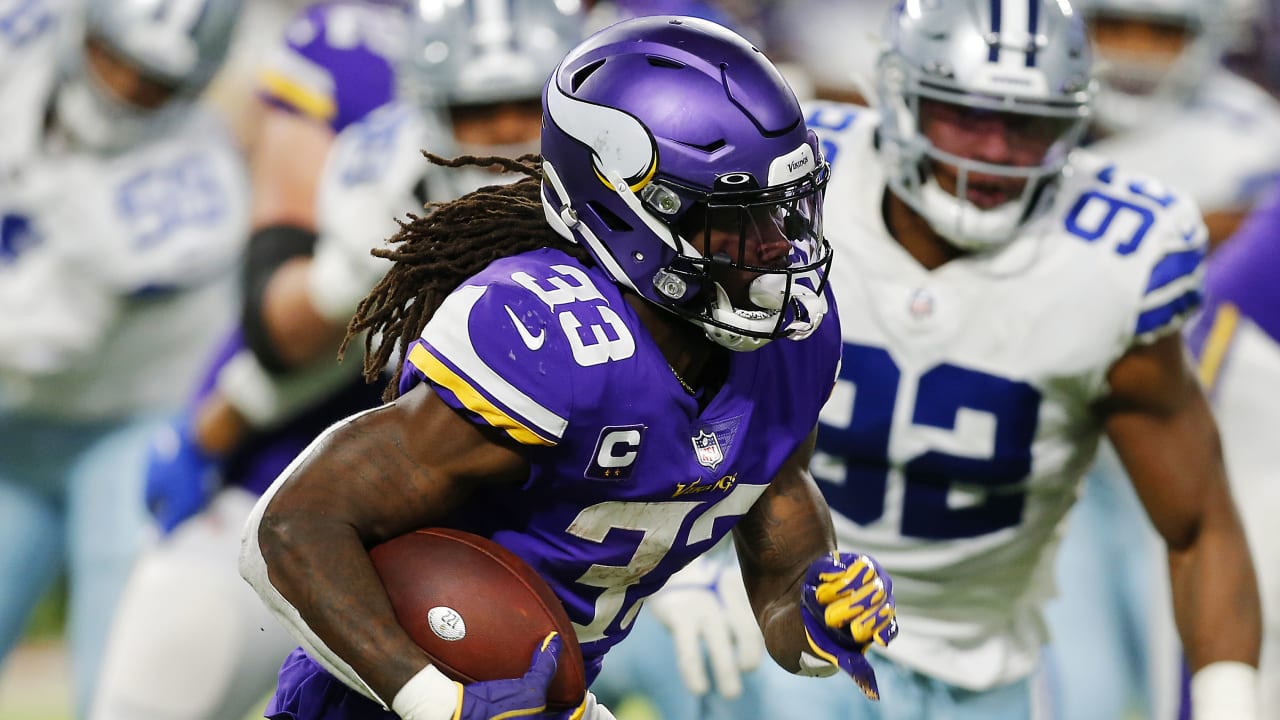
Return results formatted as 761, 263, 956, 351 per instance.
800, 552, 899, 701
445, 632, 579, 720
144, 416, 220, 535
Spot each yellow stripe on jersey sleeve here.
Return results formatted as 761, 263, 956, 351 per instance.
1197, 302, 1240, 391
258, 69, 336, 123
408, 344, 556, 447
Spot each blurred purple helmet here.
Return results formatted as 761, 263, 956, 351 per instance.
540, 15, 832, 352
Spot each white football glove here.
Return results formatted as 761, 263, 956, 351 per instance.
647, 549, 764, 699
568, 690, 617, 720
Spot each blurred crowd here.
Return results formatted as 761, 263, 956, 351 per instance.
2, 0, 1279, 719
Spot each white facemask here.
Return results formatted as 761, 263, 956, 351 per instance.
917, 178, 1031, 251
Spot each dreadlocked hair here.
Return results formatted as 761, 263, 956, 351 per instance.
342, 151, 594, 400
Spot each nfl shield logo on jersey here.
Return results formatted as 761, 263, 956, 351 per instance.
692, 430, 724, 470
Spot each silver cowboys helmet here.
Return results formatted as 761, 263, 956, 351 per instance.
1073, 0, 1224, 133
875, 0, 1095, 251
401, 0, 584, 196
55, 0, 243, 152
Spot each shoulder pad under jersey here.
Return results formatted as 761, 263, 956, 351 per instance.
406, 250, 639, 447
1055, 151, 1209, 346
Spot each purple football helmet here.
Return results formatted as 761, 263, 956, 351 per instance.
540, 16, 832, 351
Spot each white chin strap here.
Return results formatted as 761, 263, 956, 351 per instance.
697, 277, 829, 352
917, 178, 1027, 252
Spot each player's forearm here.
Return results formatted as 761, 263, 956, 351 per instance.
733, 460, 836, 671
262, 257, 349, 368
734, 522, 816, 672
254, 500, 429, 702
756, 579, 811, 672
1167, 507, 1261, 670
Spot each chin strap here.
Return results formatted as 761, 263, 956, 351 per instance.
698, 277, 829, 351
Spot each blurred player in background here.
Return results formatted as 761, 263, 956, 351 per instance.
762, 0, 896, 104
615, 2, 1263, 718
1078, 0, 1280, 245
782, 2, 1259, 717
1045, 2, 1280, 717
241, 15, 898, 720
90, 2, 585, 719
0, 0, 246, 715
1185, 189, 1280, 717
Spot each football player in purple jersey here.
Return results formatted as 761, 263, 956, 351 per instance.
241, 15, 898, 720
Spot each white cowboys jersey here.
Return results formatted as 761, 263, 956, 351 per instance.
0, 0, 249, 420
1089, 68, 1280, 215
805, 102, 1207, 689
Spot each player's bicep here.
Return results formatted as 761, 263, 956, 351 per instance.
263, 382, 529, 546
1102, 334, 1228, 551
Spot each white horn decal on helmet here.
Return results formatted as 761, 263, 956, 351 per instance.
546, 79, 658, 190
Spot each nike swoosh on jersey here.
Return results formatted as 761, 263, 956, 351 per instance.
505, 305, 546, 351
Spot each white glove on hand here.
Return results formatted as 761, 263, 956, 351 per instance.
647, 552, 764, 699
568, 691, 617, 720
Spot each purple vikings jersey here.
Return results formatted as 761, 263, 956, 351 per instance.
267, 248, 842, 718
257, 1, 405, 132
1186, 193, 1280, 364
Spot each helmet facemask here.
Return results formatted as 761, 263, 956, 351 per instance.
54, 0, 241, 153
874, 0, 1095, 252
402, 0, 581, 195
885, 70, 1085, 249
654, 167, 833, 351
53, 35, 188, 153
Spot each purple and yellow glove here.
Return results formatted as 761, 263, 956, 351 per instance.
456, 632, 565, 720
799, 552, 898, 701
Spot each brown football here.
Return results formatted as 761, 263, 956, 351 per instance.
369, 527, 586, 710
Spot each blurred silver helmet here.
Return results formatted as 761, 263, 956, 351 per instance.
875, 0, 1095, 251
1074, 0, 1223, 132
404, 0, 583, 108
402, 0, 584, 194
54, 0, 243, 152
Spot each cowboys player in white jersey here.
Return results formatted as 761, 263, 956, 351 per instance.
1044, 2, 1280, 717
0, 0, 246, 714
89, 3, 583, 719
627, 1, 1263, 718
1078, 0, 1280, 246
